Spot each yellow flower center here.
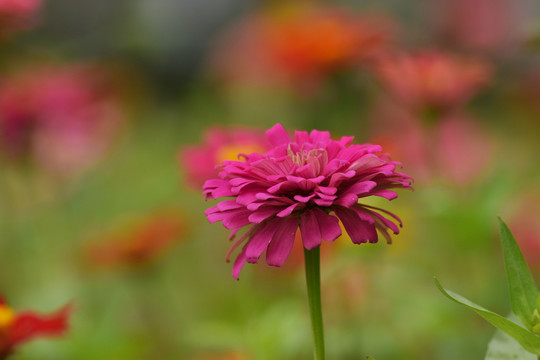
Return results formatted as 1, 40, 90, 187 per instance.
216, 144, 264, 163
0, 305, 15, 329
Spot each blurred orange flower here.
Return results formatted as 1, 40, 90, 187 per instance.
376, 51, 491, 112
192, 351, 249, 360
0, 295, 71, 359
210, 4, 392, 93
86, 210, 188, 268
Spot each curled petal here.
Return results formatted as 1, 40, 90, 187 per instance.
334, 206, 378, 244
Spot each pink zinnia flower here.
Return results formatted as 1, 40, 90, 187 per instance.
180, 126, 270, 189
376, 51, 491, 111
204, 124, 412, 279
0, 0, 41, 36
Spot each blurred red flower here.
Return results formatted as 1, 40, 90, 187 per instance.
0, 0, 40, 37
0, 64, 124, 177
180, 126, 270, 190
376, 51, 491, 112
86, 210, 188, 268
0, 295, 71, 359
210, 4, 392, 93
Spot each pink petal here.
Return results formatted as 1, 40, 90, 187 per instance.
297, 163, 316, 179
314, 199, 334, 206
245, 221, 278, 263
216, 199, 243, 211
312, 208, 341, 242
276, 203, 301, 217
293, 194, 316, 203
363, 204, 403, 227
309, 130, 331, 145
232, 247, 248, 280
334, 207, 378, 244
221, 210, 252, 229
345, 181, 377, 195
266, 217, 299, 267
368, 209, 400, 234
295, 131, 310, 145
368, 189, 398, 200
266, 123, 290, 146
300, 209, 322, 250
247, 207, 280, 223
351, 206, 375, 224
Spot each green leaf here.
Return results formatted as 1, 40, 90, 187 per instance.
499, 218, 539, 329
435, 278, 540, 355
486, 314, 536, 360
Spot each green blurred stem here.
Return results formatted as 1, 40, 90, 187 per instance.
304, 246, 325, 360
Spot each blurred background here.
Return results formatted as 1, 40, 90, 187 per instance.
1, 0, 540, 359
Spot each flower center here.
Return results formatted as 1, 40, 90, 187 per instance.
216, 143, 264, 163
288, 146, 328, 175
0, 305, 14, 329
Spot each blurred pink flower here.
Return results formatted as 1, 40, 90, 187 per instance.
371, 103, 493, 186
204, 124, 412, 279
180, 126, 270, 190
430, 0, 519, 53
209, 5, 392, 93
0, 0, 40, 36
376, 51, 492, 111
0, 64, 124, 177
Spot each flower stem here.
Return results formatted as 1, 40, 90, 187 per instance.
304, 246, 325, 360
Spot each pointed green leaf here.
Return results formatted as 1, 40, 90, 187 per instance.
499, 218, 539, 329
435, 278, 540, 355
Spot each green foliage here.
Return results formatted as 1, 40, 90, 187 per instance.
436, 219, 540, 356
435, 278, 540, 354
486, 316, 536, 360
499, 218, 539, 330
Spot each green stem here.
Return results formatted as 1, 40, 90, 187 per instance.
304, 246, 325, 360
